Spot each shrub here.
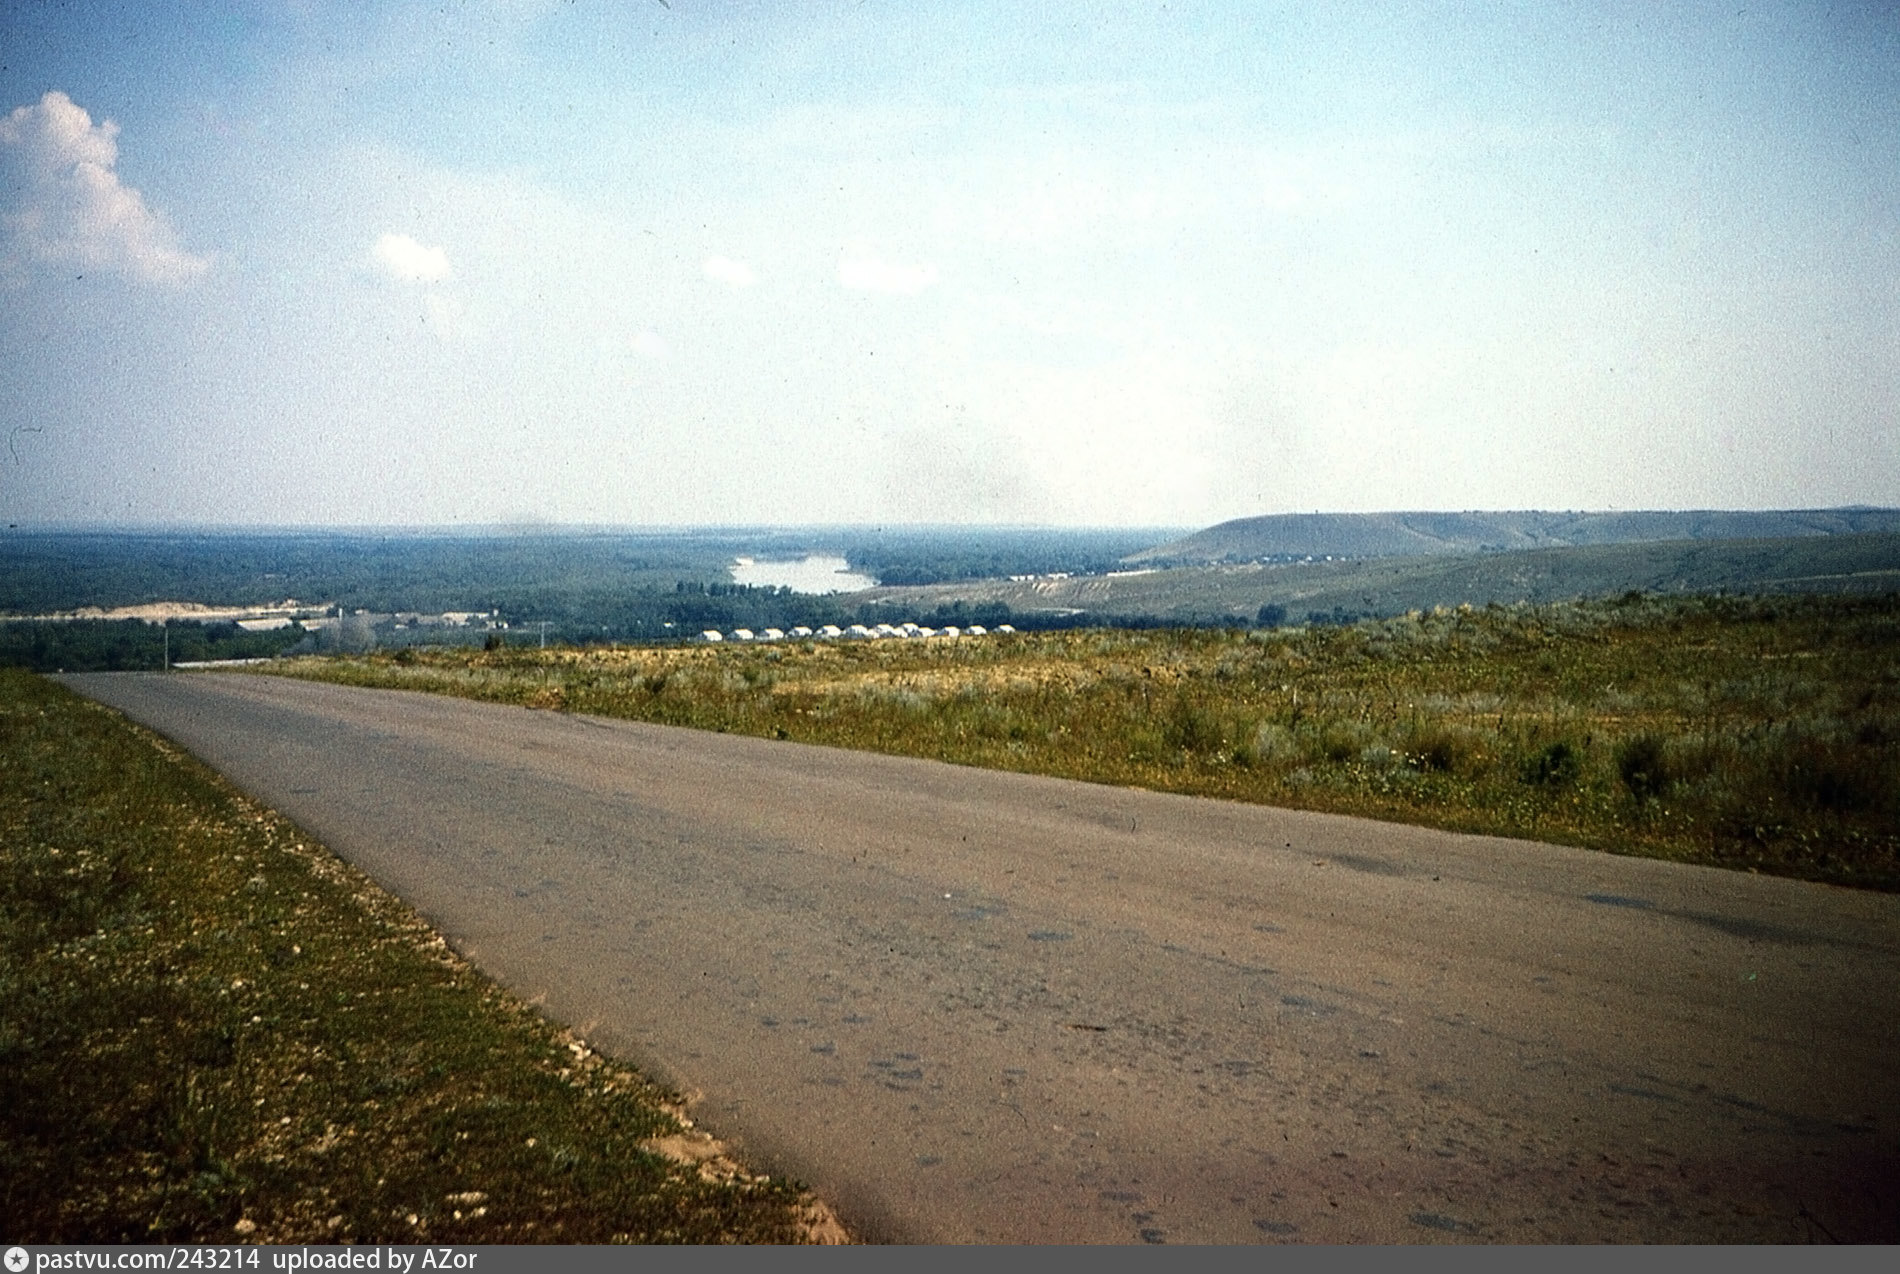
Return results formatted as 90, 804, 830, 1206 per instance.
1165, 696, 1226, 754
1311, 721, 1370, 764
1250, 721, 1299, 764
1522, 740, 1582, 787
1616, 734, 1671, 803
1405, 724, 1482, 775
1774, 734, 1885, 814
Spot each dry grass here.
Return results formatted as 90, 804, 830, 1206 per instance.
266, 593, 1900, 891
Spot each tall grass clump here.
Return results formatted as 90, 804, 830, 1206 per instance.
1615, 734, 1672, 804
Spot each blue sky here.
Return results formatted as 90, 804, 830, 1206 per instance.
1, 1, 1895, 527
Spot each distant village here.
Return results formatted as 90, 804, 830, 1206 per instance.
5, 600, 506, 634
3, 597, 1036, 654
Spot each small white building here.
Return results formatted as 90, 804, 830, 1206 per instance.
761, 628, 786, 641
819, 625, 843, 639
965, 625, 987, 636
699, 630, 724, 642
791, 626, 814, 638
731, 628, 756, 641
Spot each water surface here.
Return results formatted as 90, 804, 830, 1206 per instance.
729, 554, 877, 594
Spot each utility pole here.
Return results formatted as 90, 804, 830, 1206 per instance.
539, 621, 549, 650
162, 619, 169, 672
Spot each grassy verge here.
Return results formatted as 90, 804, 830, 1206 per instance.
0, 668, 837, 1243
265, 593, 1899, 891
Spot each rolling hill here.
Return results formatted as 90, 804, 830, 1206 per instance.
864, 531, 1900, 625
1125, 508, 1900, 565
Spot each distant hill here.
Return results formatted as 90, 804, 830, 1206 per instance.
865, 531, 1900, 625
1125, 508, 1900, 565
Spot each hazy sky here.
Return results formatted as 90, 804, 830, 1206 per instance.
2, 1, 1895, 527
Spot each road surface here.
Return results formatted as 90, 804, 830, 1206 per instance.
63, 672, 1900, 1243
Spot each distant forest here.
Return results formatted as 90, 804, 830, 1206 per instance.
0, 527, 1177, 617
829, 526, 1170, 585
0, 619, 309, 673
8, 520, 1890, 671
0, 528, 1184, 668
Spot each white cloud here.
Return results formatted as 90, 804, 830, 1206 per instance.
838, 252, 939, 295
702, 255, 755, 288
0, 90, 208, 284
629, 329, 670, 359
374, 232, 452, 282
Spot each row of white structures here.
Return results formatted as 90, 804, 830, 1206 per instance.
698, 622, 1017, 644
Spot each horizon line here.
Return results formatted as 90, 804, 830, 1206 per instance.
4, 505, 1898, 537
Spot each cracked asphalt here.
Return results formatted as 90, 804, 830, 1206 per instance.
64, 672, 1900, 1243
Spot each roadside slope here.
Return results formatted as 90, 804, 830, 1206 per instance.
2, 668, 841, 1244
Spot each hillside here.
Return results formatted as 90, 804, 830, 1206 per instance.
865, 531, 1900, 625
1126, 508, 1900, 565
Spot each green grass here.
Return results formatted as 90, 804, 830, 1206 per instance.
0, 668, 833, 1244
267, 593, 1900, 891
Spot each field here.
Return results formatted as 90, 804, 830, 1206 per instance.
0, 669, 839, 1243
265, 592, 1900, 892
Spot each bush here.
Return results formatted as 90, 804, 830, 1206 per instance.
1404, 724, 1482, 775
1523, 740, 1582, 787
1616, 734, 1671, 803
1774, 734, 1885, 814
1164, 696, 1226, 754
1249, 721, 1299, 764
1311, 721, 1370, 764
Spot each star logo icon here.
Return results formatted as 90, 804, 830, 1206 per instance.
5, 1246, 29, 1273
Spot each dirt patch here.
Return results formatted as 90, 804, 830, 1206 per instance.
641, 1095, 852, 1244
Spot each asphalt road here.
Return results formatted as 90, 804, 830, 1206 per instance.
63, 672, 1900, 1243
